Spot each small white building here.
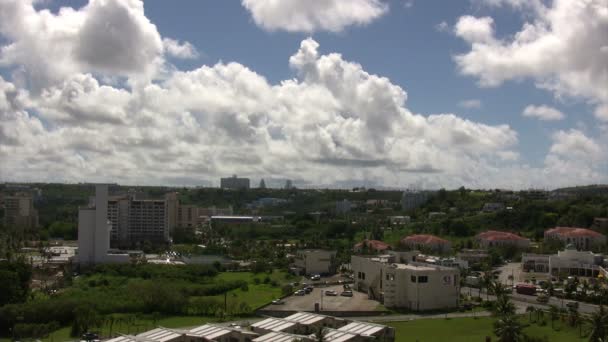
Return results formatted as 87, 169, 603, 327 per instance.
188, 324, 258, 342
351, 255, 459, 311
522, 245, 605, 278
292, 249, 337, 276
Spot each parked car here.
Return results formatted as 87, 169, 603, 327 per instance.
294, 290, 305, 296
304, 286, 314, 294
324, 290, 338, 296
271, 299, 285, 305
566, 301, 579, 309
340, 290, 353, 297
310, 274, 321, 281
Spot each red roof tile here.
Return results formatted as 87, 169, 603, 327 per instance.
545, 227, 605, 238
354, 239, 391, 251
476, 230, 528, 241
401, 234, 449, 245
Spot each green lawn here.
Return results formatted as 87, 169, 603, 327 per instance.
214, 270, 292, 309
386, 316, 586, 342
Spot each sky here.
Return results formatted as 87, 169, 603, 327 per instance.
0, 0, 606, 189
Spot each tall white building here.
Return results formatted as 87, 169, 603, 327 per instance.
221, 175, 250, 190
400, 190, 430, 211
78, 184, 129, 265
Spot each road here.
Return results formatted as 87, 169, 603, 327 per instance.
461, 286, 599, 314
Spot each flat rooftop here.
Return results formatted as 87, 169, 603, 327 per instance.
252, 331, 311, 342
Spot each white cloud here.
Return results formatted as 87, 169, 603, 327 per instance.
453, 16, 495, 44
595, 104, 608, 122
458, 99, 482, 109
0, 0, 164, 90
454, 0, 608, 119
241, 0, 388, 32
435, 21, 450, 32
163, 38, 199, 59
0, 1, 605, 189
522, 105, 565, 121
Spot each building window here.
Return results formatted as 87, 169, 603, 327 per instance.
418, 276, 428, 283
411, 275, 416, 283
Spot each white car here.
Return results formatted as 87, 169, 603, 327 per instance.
324, 290, 337, 296
271, 299, 285, 305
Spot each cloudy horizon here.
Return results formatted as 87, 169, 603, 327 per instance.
0, 0, 606, 190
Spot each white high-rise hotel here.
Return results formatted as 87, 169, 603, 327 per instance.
78, 184, 129, 265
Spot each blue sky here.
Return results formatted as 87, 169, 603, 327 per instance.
0, 0, 606, 189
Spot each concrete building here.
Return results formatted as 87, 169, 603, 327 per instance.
188, 324, 258, 342
336, 199, 353, 215
481, 202, 505, 213
522, 245, 605, 278
351, 254, 459, 311
253, 331, 313, 342
544, 227, 607, 250
456, 249, 490, 265
388, 216, 410, 225
221, 175, 250, 190
400, 234, 451, 254
334, 321, 395, 342
1, 192, 39, 229
400, 190, 430, 211
475, 230, 530, 249
252, 313, 344, 336
353, 240, 391, 254
292, 249, 337, 275
78, 185, 129, 265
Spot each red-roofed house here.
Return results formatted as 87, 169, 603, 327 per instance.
475, 230, 530, 249
544, 227, 606, 250
353, 239, 392, 253
400, 234, 451, 253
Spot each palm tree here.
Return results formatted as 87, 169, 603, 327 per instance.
586, 305, 608, 342
494, 315, 526, 342
526, 306, 537, 323
494, 295, 516, 317
549, 305, 560, 330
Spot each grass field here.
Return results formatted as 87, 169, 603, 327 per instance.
212, 270, 291, 309
386, 316, 586, 342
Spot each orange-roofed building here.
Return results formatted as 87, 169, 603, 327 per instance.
544, 227, 606, 250
400, 234, 451, 253
475, 230, 530, 249
353, 239, 392, 253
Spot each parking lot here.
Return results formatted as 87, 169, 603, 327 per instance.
265, 283, 380, 312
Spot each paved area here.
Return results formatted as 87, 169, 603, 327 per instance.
266, 284, 380, 311
496, 262, 550, 285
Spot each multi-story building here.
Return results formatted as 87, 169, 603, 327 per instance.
400, 234, 451, 254
351, 254, 459, 311
1, 192, 39, 229
78, 184, 129, 265
475, 230, 530, 249
544, 227, 606, 250
292, 249, 337, 276
221, 175, 250, 190
522, 245, 605, 278
456, 249, 490, 265
400, 190, 431, 211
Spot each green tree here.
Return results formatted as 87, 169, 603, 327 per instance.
493, 315, 526, 342
493, 295, 516, 317
586, 305, 608, 342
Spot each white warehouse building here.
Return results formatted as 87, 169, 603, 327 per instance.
351, 254, 459, 311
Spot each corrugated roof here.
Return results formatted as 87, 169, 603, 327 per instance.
137, 328, 182, 342
284, 312, 326, 325
323, 329, 358, 342
251, 318, 297, 332
546, 227, 605, 238
188, 324, 232, 339
106, 336, 138, 342
338, 322, 385, 336
252, 331, 310, 342
401, 234, 449, 245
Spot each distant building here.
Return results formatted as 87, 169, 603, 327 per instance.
400, 234, 451, 254
292, 249, 337, 275
428, 212, 446, 220
482, 202, 505, 213
351, 254, 459, 311
401, 190, 430, 211
522, 245, 604, 277
78, 184, 129, 265
475, 230, 530, 249
108, 193, 172, 245
353, 239, 392, 253
259, 179, 266, 189
544, 227, 606, 250
457, 249, 490, 265
335, 199, 352, 215
1, 192, 39, 229
592, 218, 608, 231
388, 216, 410, 225
221, 175, 250, 190
284, 179, 294, 190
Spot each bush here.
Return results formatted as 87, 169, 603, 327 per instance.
240, 283, 249, 292
263, 276, 271, 284
253, 278, 261, 285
